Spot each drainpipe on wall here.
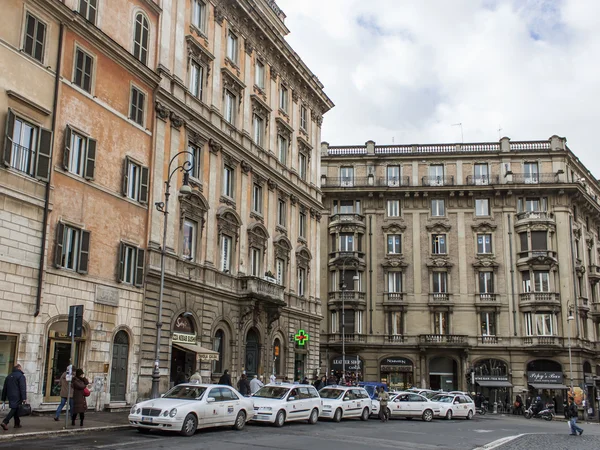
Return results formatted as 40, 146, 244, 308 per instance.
35, 23, 64, 317
368, 215, 373, 334
507, 214, 517, 336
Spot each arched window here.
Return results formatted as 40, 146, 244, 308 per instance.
213, 329, 225, 374
273, 338, 282, 375
133, 13, 149, 65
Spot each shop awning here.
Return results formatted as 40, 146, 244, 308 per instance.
476, 380, 513, 388
529, 383, 569, 390
173, 343, 219, 361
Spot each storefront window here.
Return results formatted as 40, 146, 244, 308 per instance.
0, 335, 17, 392
380, 357, 413, 391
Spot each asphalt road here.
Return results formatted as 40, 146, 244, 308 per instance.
0, 414, 598, 450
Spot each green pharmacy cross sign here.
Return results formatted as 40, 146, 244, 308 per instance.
294, 329, 309, 346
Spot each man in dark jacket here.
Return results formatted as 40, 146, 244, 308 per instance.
218, 369, 232, 386
1, 364, 27, 430
237, 373, 251, 396
568, 396, 583, 435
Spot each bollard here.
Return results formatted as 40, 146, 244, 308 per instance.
493, 401, 498, 414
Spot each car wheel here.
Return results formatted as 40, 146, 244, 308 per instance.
180, 413, 198, 437
274, 410, 286, 427
333, 408, 343, 422
233, 410, 246, 430
308, 408, 319, 425
422, 409, 433, 422
467, 410, 474, 420
445, 410, 453, 420
137, 428, 150, 434
360, 407, 369, 421
543, 413, 553, 422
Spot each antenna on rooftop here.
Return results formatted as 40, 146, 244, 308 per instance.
392, 136, 395, 143
498, 125, 503, 139
451, 123, 464, 143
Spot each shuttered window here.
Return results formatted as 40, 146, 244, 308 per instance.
122, 157, 149, 204
73, 48, 94, 93
129, 87, 146, 126
63, 126, 96, 179
133, 13, 149, 65
23, 13, 46, 62
118, 242, 145, 287
54, 222, 91, 274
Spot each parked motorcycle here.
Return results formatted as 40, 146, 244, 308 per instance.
524, 403, 554, 421
476, 401, 488, 415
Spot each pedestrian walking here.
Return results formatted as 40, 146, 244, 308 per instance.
1, 364, 27, 430
71, 368, 89, 427
377, 387, 389, 422
250, 375, 264, 394
269, 373, 276, 384
568, 397, 583, 436
237, 373, 251, 396
189, 371, 202, 383
54, 370, 73, 421
301, 376, 309, 385
218, 369, 232, 386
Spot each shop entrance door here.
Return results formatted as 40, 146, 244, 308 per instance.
44, 340, 81, 402
294, 353, 306, 381
245, 329, 260, 377
170, 346, 196, 385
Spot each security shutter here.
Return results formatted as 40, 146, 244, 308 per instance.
63, 125, 72, 170
122, 157, 130, 196
84, 138, 96, 180
139, 166, 149, 204
54, 222, 65, 268
35, 128, 53, 181
4, 109, 16, 167
78, 230, 91, 274
135, 248, 145, 287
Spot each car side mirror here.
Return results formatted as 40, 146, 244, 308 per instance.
288, 397, 295, 401
454, 401, 459, 405
343, 397, 350, 401
207, 397, 215, 403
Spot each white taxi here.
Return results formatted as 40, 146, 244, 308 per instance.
128, 383, 254, 436
381, 392, 440, 422
319, 386, 372, 422
251, 383, 321, 427
430, 393, 475, 420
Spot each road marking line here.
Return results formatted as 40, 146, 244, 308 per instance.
474, 433, 525, 450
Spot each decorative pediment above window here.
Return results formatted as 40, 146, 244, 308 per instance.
382, 255, 408, 268
573, 226, 582, 239
472, 255, 499, 270
297, 136, 312, 156
276, 117, 293, 139
253, 172, 266, 186
216, 206, 241, 238
425, 221, 451, 233
382, 222, 407, 234
426, 256, 453, 268
586, 237, 594, 249
222, 151, 239, 168
251, 94, 271, 121
180, 192, 209, 228
274, 235, 292, 261
296, 245, 312, 269
471, 221, 497, 233
248, 222, 269, 250
209, 138, 222, 154
186, 35, 215, 67
188, 128, 207, 147
221, 67, 245, 98
276, 187, 289, 199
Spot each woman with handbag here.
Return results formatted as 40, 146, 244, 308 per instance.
71, 369, 90, 427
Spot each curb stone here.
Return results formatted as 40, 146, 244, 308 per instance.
0, 424, 130, 441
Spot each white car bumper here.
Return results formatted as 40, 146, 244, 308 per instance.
319, 407, 334, 418
128, 414, 184, 430
251, 410, 276, 423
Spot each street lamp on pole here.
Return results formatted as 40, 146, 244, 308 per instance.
151, 151, 193, 399
567, 301, 575, 395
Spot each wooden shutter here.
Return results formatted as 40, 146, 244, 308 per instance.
122, 157, 130, 196
35, 128, 53, 181
118, 241, 125, 282
78, 229, 91, 274
85, 137, 96, 180
139, 165, 149, 204
63, 125, 72, 170
3, 109, 16, 167
135, 248, 145, 287
54, 222, 65, 268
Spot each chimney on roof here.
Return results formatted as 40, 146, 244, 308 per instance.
366, 140, 376, 155
549, 135, 566, 151
500, 136, 511, 153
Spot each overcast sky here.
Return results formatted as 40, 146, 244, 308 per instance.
277, 0, 600, 178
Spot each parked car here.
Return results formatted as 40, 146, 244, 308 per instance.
407, 388, 444, 399
373, 392, 440, 422
251, 383, 321, 427
430, 393, 475, 420
128, 383, 253, 436
319, 385, 372, 422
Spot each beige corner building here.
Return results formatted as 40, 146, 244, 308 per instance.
320, 137, 600, 410
138, 0, 332, 396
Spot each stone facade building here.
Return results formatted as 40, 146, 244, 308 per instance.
320, 137, 600, 408
139, 0, 332, 396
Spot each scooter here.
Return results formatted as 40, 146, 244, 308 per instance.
524, 403, 554, 421
476, 401, 488, 415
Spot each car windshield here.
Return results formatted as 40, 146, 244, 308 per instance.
424, 392, 438, 399
431, 395, 454, 403
162, 385, 206, 400
253, 386, 290, 399
319, 389, 344, 399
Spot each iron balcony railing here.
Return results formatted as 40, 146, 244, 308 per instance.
329, 213, 365, 224
321, 176, 410, 187
511, 173, 558, 184
8, 142, 34, 176
419, 334, 467, 344
466, 175, 500, 185
421, 175, 454, 186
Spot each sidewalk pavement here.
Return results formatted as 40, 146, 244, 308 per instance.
0, 410, 130, 440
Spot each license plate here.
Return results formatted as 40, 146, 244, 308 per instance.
253, 415, 268, 420
142, 417, 153, 423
